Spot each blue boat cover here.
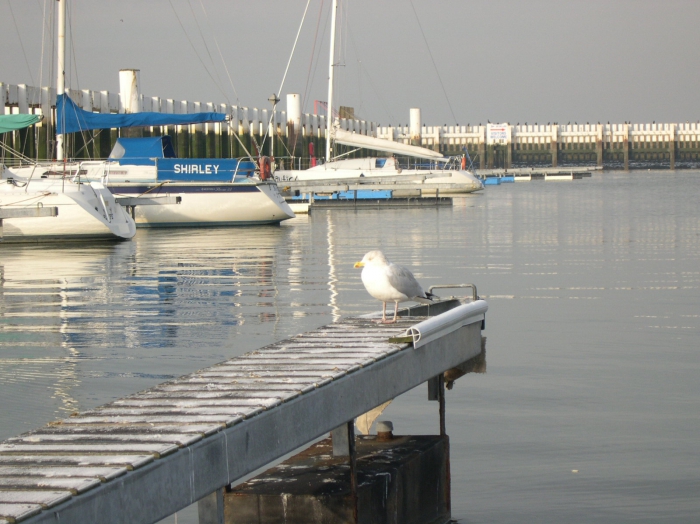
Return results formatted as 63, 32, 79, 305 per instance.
57, 94, 227, 134
109, 137, 177, 165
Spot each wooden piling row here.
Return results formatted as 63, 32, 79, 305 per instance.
2, 82, 700, 170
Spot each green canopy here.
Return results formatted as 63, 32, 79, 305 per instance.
0, 114, 43, 134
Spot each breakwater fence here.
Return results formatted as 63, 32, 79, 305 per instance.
381, 108, 700, 171
0, 72, 376, 169
2, 74, 699, 170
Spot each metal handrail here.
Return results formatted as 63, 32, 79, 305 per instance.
428, 283, 478, 302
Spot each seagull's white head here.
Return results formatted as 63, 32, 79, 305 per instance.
354, 250, 388, 269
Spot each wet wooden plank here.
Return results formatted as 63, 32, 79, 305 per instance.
57, 415, 236, 425
190, 370, 346, 380
0, 503, 42, 522
0, 466, 126, 482
194, 363, 358, 372
0, 490, 72, 508
0, 443, 178, 457
217, 357, 379, 366
110, 397, 284, 408
138, 390, 301, 399
10, 433, 201, 446
0, 455, 154, 469
151, 379, 330, 394
40, 424, 220, 436
82, 406, 266, 417
0, 477, 100, 494
8, 434, 203, 447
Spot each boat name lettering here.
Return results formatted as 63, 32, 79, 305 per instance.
173, 164, 220, 174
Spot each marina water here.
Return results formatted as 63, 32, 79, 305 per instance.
1, 170, 698, 523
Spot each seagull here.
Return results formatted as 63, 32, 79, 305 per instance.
354, 250, 436, 324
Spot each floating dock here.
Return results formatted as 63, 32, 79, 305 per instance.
0, 297, 487, 524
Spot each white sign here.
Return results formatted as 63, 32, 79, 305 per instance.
488, 124, 508, 144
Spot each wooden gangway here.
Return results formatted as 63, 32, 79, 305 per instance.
0, 298, 487, 524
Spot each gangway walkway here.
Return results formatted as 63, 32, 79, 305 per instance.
0, 298, 487, 524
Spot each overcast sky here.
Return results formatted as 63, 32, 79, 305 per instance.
2, 0, 700, 126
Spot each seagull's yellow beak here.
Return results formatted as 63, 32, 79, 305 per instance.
354, 261, 364, 268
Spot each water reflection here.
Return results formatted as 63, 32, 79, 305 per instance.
1, 172, 699, 523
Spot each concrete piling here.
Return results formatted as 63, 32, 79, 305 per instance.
118, 69, 142, 139
410, 107, 422, 147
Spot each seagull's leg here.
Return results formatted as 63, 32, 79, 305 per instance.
381, 302, 387, 322
380, 302, 399, 324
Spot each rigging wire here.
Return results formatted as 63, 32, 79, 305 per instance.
167, 0, 231, 104
347, 27, 395, 123
302, 1, 331, 117
7, 0, 35, 85
259, 0, 312, 155
408, 0, 459, 125
66, 1, 94, 159
33, 0, 50, 161
197, 0, 240, 104
301, 0, 324, 112
185, 0, 229, 103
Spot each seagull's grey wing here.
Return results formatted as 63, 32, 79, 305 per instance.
386, 263, 426, 298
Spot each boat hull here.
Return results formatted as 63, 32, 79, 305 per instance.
275, 158, 484, 194
0, 176, 136, 243
107, 181, 295, 227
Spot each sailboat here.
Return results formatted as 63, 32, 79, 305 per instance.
0, 118, 136, 243
274, 0, 483, 195
47, 95, 296, 228
7, 0, 294, 229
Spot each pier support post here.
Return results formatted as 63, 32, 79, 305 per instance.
669, 124, 676, 170
331, 421, 358, 523
478, 127, 486, 170
551, 125, 558, 167
505, 125, 512, 169
623, 124, 629, 171
596, 124, 603, 167
429, 373, 451, 512
198, 487, 225, 524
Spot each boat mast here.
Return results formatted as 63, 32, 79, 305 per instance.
325, 0, 339, 163
56, 0, 66, 161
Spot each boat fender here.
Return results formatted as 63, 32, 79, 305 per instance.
260, 156, 272, 180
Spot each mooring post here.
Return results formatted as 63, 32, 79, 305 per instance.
197, 487, 225, 524
438, 373, 446, 437
669, 124, 676, 170
427, 375, 439, 401
551, 124, 558, 167
438, 372, 451, 513
623, 123, 630, 171
331, 421, 358, 523
478, 126, 486, 170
